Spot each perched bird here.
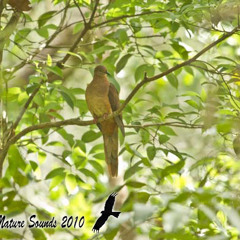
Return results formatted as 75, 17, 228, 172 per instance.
85, 65, 124, 177
92, 192, 120, 233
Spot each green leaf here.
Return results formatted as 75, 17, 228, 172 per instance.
140, 129, 150, 145
167, 73, 178, 88
30, 228, 47, 240
13, 170, 28, 187
50, 175, 64, 190
126, 181, 146, 188
73, 22, 83, 34
217, 121, 232, 134
57, 128, 75, 147
59, 91, 74, 110
159, 134, 170, 144
116, 54, 132, 73
104, 228, 118, 240
153, 160, 185, 180
215, 56, 237, 64
8, 145, 26, 174
147, 146, 156, 160
36, 27, 49, 39
45, 168, 65, 180
171, 41, 188, 60
136, 192, 150, 203
33, 92, 44, 107
185, 99, 200, 110
159, 126, 177, 136
0, 230, 23, 239
79, 168, 97, 182
47, 54, 52, 66
65, 174, 77, 194
82, 130, 101, 143
46, 141, 65, 147
141, 157, 151, 167
4, 200, 28, 215
135, 64, 155, 82
89, 160, 104, 174
124, 161, 143, 180
30, 161, 38, 171
26, 83, 40, 95
14, 28, 31, 43
47, 66, 63, 78
38, 11, 57, 28
114, 29, 128, 45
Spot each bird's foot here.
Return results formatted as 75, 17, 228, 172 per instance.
102, 113, 109, 120
93, 116, 98, 124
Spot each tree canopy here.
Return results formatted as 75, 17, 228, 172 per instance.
0, 0, 240, 239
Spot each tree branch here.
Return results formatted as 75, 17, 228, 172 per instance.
126, 123, 203, 129
11, 1, 100, 131
88, 0, 99, 25
118, 26, 240, 113
1, 8, 239, 167
2, 119, 202, 152
93, 10, 172, 28
73, 0, 86, 25
0, 11, 20, 62
0, 0, 100, 164
12, 2, 70, 73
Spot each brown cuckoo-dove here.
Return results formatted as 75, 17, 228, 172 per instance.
85, 65, 124, 177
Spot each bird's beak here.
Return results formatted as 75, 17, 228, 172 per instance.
106, 71, 111, 76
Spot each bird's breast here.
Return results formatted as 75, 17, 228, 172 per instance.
86, 80, 112, 117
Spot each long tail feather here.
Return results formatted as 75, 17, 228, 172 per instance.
103, 127, 118, 177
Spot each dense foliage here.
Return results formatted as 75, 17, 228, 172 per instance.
0, 0, 240, 239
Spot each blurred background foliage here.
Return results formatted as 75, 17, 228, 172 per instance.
0, 0, 240, 239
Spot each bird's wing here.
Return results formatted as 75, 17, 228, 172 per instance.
108, 83, 125, 137
92, 214, 108, 232
104, 192, 117, 211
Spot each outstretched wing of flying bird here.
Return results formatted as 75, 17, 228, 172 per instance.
92, 214, 108, 233
104, 192, 117, 212
92, 192, 120, 233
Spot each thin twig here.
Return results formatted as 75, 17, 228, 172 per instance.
73, 0, 86, 25
93, 10, 172, 28
117, 26, 240, 113
12, 2, 70, 73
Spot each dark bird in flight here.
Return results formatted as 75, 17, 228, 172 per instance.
92, 192, 120, 233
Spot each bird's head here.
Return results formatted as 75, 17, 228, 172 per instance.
94, 65, 109, 77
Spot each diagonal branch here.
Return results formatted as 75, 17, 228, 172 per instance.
118, 26, 240, 113
88, 0, 99, 25
0, 0, 101, 165
1, 10, 239, 166
11, 0, 100, 131
12, 1, 70, 73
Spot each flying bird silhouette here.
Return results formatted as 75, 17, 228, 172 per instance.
92, 192, 120, 233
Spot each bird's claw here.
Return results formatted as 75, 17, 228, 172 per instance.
93, 117, 98, 124
93, 114, 108, 123
103, 113, 109, 120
